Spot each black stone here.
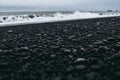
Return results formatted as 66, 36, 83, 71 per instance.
86, 72, 96, 80
107, 37, 116, 42
75, 65, 86, 70
28, 15, 34, 18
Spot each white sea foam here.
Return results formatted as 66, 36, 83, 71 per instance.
0, 11, 120, 27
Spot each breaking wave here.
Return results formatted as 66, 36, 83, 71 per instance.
0, 11, 120, 26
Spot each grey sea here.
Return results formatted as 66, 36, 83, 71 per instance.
0, 11, 119, 16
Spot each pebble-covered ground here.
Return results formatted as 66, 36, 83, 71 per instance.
0, 17, 120, 80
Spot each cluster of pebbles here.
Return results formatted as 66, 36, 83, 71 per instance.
0, 16, 120, 80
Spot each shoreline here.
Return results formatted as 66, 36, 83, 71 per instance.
0, 15, 120, 27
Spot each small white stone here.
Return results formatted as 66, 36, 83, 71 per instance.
75, 58, 86, 62
8, 30, 13, 33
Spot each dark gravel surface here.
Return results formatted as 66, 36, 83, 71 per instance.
0, 17, 120, 80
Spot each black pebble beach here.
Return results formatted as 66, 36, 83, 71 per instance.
0, 16, 120, 80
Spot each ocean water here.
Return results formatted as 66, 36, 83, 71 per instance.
0, 11, 119, 16
0, 11, 120, 27
0, 11, 74, 16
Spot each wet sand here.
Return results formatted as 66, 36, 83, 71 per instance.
0, 16, 120, 80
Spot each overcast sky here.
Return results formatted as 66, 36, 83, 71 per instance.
0, 0, 120, 11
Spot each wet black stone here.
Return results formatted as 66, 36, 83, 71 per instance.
107, 37, 116, 42
80, 47, 86, 52
0, 62, 10, 69
93, 41, 104, 45
87, 48, 98, 54
68, 55, 74, 59
2, 38, 7, 42
20, 47, 29, 50
86, 72, 96, 80
66, 66, 74, 72
111, 52, 120, 59
90, 65, 100, 70
115, 71, 120, 77
102, 39, 109, 44
0, 50, 3, 52
87, 58, 98, 65
7, 30, 13, 33
49, 46, 59, 49
86, 34, 93, 37
28, 15, 34, 18
98, 46, 109, 52
73, 58, 86, 65
68, 35, 76, 39
63, 49, 71, 53
117, 42, 120, 45
75, 65, 86, 70
3, 17, 8, 20
72, 49, 77, 53
50, 54, 56, 58
114, 44, 120, 51
36, 33, 41, 36
54, 77, 60, 80
96, 22, 103, 26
